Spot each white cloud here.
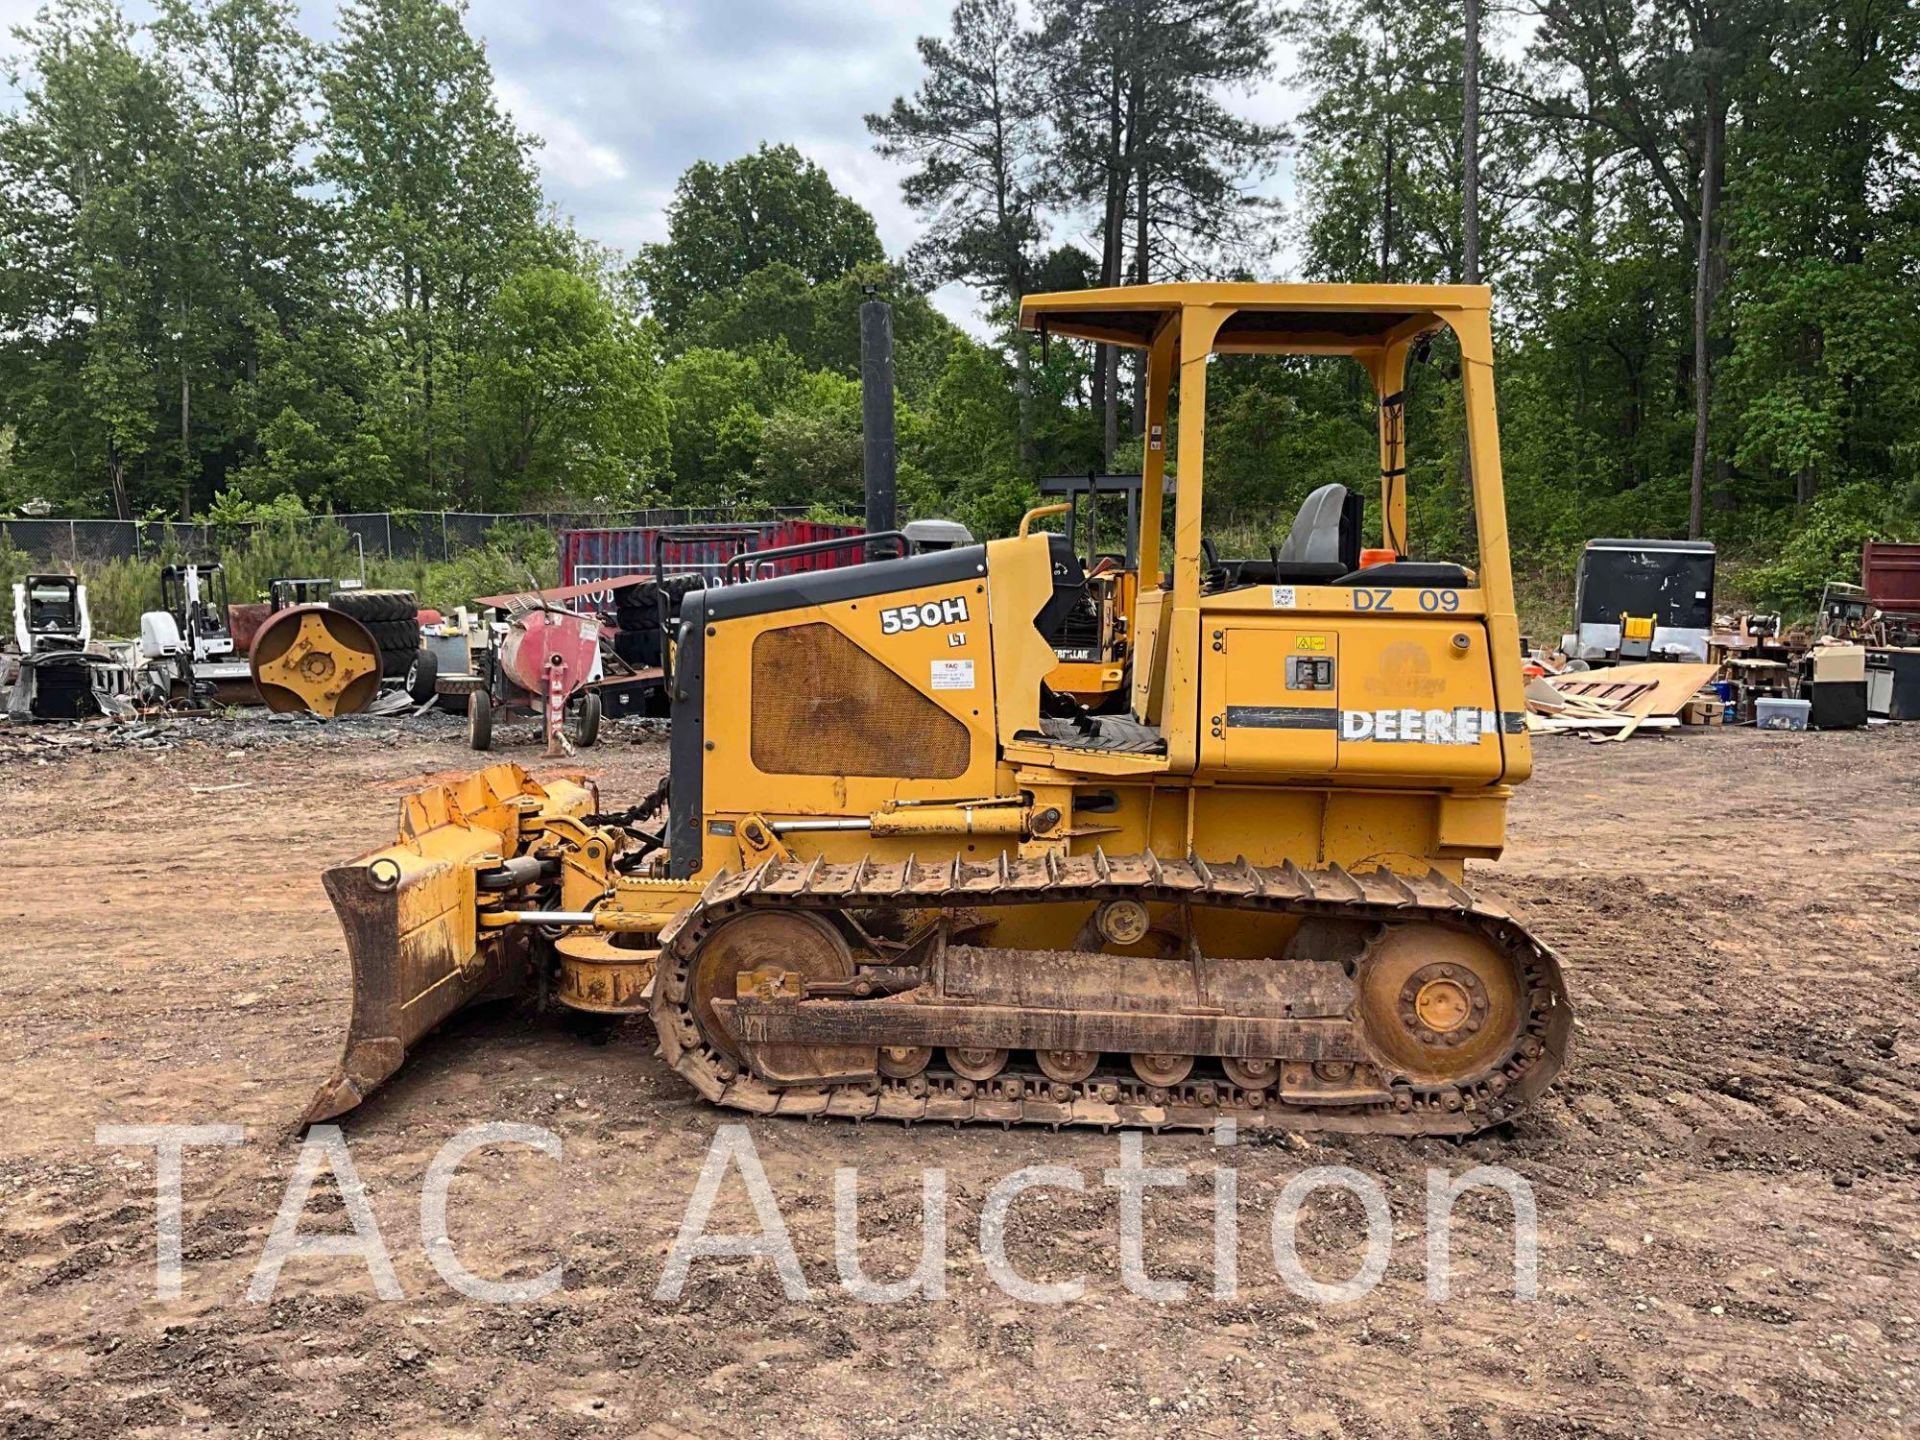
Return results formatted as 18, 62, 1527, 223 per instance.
0, 0, 1315, 329
494, 74, 630, 190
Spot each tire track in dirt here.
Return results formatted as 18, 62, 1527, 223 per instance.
3, 725, 1917, 1438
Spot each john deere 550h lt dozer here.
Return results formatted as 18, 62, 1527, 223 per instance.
309, 285, 1570, 1135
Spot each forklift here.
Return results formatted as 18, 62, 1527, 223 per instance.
1031, 473, 1152, 710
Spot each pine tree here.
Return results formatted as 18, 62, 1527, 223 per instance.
1036, 0, 1284, 458
868, 0, 1051, 452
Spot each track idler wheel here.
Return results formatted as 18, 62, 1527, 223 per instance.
1355, 922, 1524, 1086
249, 604, 382, 717
688, 911, 860, 1082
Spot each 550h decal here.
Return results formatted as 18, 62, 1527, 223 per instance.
880, 596, 970, 635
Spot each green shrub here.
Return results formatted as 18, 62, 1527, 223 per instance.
402, 523, 560, 614
1747, 482, 1919, 614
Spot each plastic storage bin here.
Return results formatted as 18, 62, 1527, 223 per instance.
1755, 696, 1811, 731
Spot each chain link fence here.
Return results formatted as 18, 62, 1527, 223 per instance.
0, 508, 807, 566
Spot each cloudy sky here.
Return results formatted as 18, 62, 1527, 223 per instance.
0, 0, 1312, 328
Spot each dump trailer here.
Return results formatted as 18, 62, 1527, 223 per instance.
309, 283, 1570, 1136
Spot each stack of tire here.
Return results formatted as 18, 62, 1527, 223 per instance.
613, 574, 706, 670
327, 589, 430, 696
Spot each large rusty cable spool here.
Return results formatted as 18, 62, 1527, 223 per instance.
249, 604, 382, 717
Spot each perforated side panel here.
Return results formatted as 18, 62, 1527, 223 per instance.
751, 622, 971, 779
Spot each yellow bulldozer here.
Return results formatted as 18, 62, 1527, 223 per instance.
308, 283, 1570, 1136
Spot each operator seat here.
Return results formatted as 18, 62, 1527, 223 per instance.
1036, 532, 1095, 642
1240, 482, 1364, 585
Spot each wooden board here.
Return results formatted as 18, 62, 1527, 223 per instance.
1525, 661, 1720, 739
1524, 713, 1679, 733
1551, 662, 1721, 719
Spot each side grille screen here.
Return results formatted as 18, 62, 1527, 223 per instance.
750, 622, 971, 779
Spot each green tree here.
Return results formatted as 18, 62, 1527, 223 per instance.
0, 0, 189, 518
468, 264, 670, 505
1527, 0, 1787, 536
1291, 0, 1530, 285
153, 0, 331, 518
659, 346, 782, 505
634, 144, 884, 332
1720, 0, 1920, 509
674, 259, 960, 405
320, 0, 540, 502
901, 337, 1034, 536
755, 369, 866, 513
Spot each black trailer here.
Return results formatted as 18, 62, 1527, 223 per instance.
1563, 538, 1716, 664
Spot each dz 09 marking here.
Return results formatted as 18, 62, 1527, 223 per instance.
1348, 588, 1464, 613
879, 596, 970, 635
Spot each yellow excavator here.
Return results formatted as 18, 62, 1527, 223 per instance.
308, 283, 1570, 1135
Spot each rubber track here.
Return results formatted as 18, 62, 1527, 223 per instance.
652, 852, 1572, 1135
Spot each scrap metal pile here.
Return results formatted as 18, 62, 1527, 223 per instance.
2, 568, 431, 725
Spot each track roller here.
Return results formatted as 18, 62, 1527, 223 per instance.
1130, 1053, 1194, 1087
877, 1045, 933, 1079
945, 1047, 1008, 1082
1221, 1057, 1277, 1090
1036, 1049, 1099, 1084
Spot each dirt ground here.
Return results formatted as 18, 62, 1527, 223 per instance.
1, 715, 1916, 1439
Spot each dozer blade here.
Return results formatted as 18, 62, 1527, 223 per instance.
303, 857, 526, 1124
302, 764, 594, 1125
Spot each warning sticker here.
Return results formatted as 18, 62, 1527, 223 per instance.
931, 659, 975, 691
1271, 585, 1297, 609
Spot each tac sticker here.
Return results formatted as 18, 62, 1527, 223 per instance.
931, 659, 975, 691
1271, 585, 1297, 609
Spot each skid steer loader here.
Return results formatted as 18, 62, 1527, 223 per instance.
308, 283, 1570, 1136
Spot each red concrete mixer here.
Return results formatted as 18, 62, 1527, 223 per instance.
449, 599, 605, 756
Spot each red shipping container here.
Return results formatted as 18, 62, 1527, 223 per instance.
559, 520, 868, 613
1862, 542, 1920, 616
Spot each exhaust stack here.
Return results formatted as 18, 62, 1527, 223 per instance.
860, 287, 897, 535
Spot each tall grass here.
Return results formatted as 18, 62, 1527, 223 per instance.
0, 518, 560, 636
